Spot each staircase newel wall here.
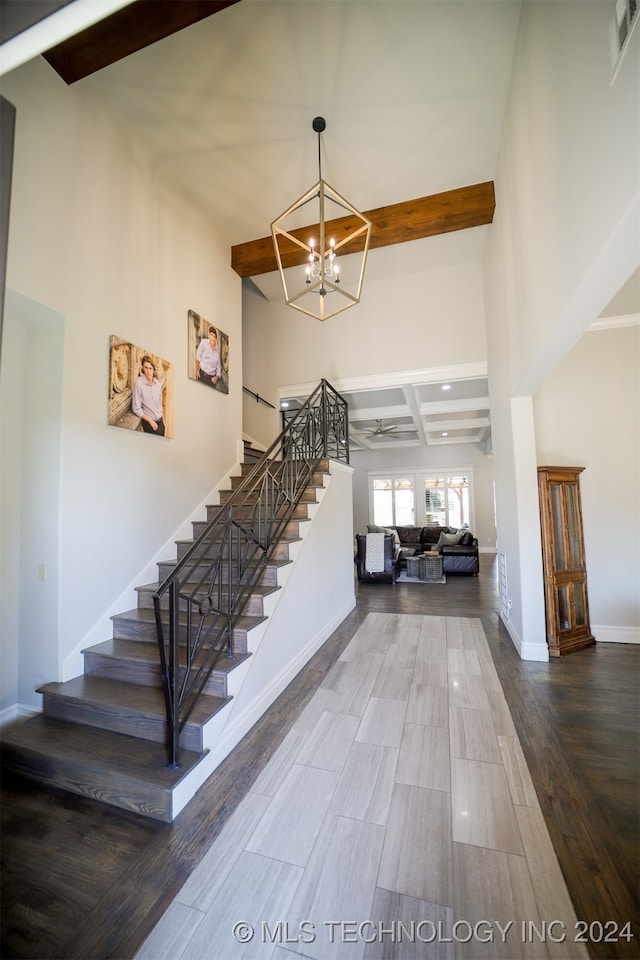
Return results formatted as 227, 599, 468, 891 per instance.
197, 460, 356, 774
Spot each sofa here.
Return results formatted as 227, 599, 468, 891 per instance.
367, 524, 479, 575
354, 533, 401, 583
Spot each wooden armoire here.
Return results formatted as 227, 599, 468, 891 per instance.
537, 465, 595, 657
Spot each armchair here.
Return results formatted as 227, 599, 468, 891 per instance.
355, 533, 401, 583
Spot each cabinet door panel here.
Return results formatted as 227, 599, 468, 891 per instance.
556, 584, 571, 633
572, 581, 588, 627
550, 483, 566, 570
565, 483, 582, 569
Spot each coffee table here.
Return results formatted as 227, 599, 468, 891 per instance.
419, 551, 443, 582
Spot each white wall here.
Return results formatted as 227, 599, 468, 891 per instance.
0, 293, 65, 710
534, 325, 640, 642
0, 311, 26, 710
483, 1, 639, 658
350, 443, 496, 551
243, 253, 488, 451
0, 57, 243, 710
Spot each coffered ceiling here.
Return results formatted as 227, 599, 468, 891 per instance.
281, 371, 491, 454
347, 377, 491, 452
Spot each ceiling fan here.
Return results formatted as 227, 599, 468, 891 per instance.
364, 419, 416, 437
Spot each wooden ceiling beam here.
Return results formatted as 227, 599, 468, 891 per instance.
43, 0, 241, 84
231, 181, 495, 279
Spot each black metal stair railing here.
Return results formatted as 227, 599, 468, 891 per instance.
153, 379, 349, 768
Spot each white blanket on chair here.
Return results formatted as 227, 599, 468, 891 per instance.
365, 533, 385, 573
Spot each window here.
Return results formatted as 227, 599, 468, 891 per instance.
372, 477, 415, 526
424, 475, 470, 527
370, 468, 474, 530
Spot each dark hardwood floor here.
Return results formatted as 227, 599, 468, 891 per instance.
1, 556, 638, 959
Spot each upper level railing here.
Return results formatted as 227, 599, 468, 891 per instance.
153, 379, 349, 768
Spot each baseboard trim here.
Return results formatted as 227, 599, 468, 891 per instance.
0, 702, 40, 728
500, 616, 638, 654
499, 612, 549, 662
592, 624, 640, 644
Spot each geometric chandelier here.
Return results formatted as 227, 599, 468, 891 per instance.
271, 117, 372, 321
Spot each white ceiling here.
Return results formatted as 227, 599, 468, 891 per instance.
35, 0, 636, 452
83, 0, 523, 249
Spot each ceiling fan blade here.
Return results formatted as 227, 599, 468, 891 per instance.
361, 419, 418, 437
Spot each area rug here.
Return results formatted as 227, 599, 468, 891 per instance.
396, 571, 446, 584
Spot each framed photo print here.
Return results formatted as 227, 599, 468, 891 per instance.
188, 309, 229, 394
108, 335, 174, 438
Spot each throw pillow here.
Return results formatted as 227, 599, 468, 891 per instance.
384, 527, 401, 545
367, 524, 385, 533
435, 531, 463, 551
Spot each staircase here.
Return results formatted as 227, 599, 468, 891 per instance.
1, 447, 330, 823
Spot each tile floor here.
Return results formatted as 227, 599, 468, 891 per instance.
136, 614, 589, 960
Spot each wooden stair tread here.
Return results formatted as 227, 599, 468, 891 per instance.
38, 675, 228, 726
83, 637, 250, 671
113, 607, 267, 631
2, 715, 204, 787
159, 554, 291, 571
173, 533, 301, 550
81, 637, 251, 673
83, 637, 160, 663
135, 580, 279, 599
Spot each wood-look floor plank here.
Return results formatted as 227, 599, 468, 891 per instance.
175, 791, 271, 912
355, 697, 407, 749
497, 735, 539, 807
285, 814, 386, 960
135, 901, 205, 960
395, 723, 451, 792
363, 888, 454, 960
377, 783, 453, 906
412, 656, 447, 688
405, 683, 449, 728
449, 705, 502, 764
328, 741, 399, 826
513, 804, 589, 960
452, 842, 552, 960
294, 711, 361, 772
450, 757, 524, 855
371, 663, 413, 701
179, 850, 303, 960
245, 763, 339, 867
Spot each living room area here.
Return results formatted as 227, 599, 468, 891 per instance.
274, 369, 497, 588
